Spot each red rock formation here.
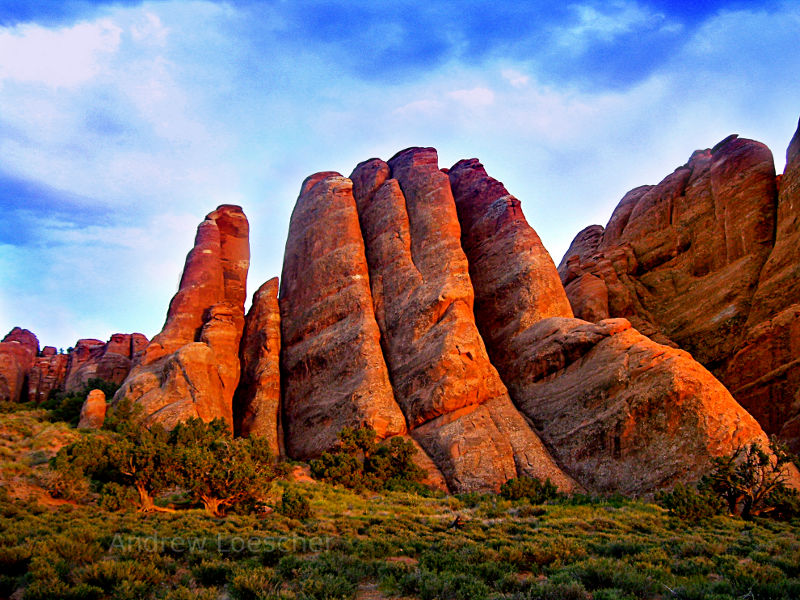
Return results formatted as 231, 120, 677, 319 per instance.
114, 205, 249, 429
27, 347, 69, 403
351, 150, 574, 493
0, 328, 39, 402
725, 119, 800, 450
234, 277, 283, 455
64, 333, 148, 392
78, 389, 106, 429
561, 136, 777, 368
279, 173, 408, 460
449, 157, 789, 494
560, 126, 800, 451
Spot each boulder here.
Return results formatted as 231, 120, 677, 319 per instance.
0, 327, 39, 402
279, 173, 408, 460
351, 150, 574, 493
234, 277, 283, 455
78, 389, 106, 429
114, 205, 249, 429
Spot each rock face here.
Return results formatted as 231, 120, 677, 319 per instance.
449, 157, 787, 494
65, 334, 148, 392
27, 347, 69, 403
234, 277, 283, 455
0, 328, 39, 403
559, 125, 800, 451
350, 149, 574, 493
725, 119, 800, 450
114, 205, 250, 429
279, 174, 408, 460
78, 389, 107, 429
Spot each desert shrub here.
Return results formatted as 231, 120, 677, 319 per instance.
193, 558, 232, 586
500, 476, 561, 504
170, 418, 279, 517
98, 482, 139, 512
656, 482, 725, 521
310, 427, 423, 492
279, 487, 311, 520
701, 438, 799, 519
40, 455, 92, 502
229, 565, 279, 600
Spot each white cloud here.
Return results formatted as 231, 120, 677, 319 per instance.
501, 68, 530, 88
0, 20, 122, 88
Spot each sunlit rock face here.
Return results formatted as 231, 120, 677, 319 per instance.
78, 389, 107, 429
448, 157, 790, 495
349, 150, 574, 493
559, 122, 800, 452
234, 277, 283, 455
278, 173, 408, 461
0, 328, 39, 403
114, 205, 249, 429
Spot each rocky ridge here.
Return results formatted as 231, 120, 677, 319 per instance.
559, 120, 800, 452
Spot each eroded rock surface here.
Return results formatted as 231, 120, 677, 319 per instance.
351, 150, 573, 493
279, 174, 407, 460
28, 347, 69, 403
65, 334, 148, 392
78, 389, 107, 429
449, 157, 788, 494
114, 205, 249, 429
559, 126, 800, 451
0, 328, 39, 403
234, 277, 283, 455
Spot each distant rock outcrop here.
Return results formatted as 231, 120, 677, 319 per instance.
114, 205, 250, 429
448, 157, 783, 494
27, 347, 69, 403
559, 124, 800, 452
234, 277, 283, 454
0, 328, 39, 403
64, 333, 148, 392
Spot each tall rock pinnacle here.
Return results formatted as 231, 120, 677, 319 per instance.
114, 205, 250, 429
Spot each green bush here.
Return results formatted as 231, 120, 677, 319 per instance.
98, 482, 139, 512
655, 482, 724, 521
701, 438, 799, 519
309, 427, 424, 492
279, 487, 311, 520
170, 418, 279, 516
500, 476, 561, 504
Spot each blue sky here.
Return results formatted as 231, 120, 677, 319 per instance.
1, 0, 798, 350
